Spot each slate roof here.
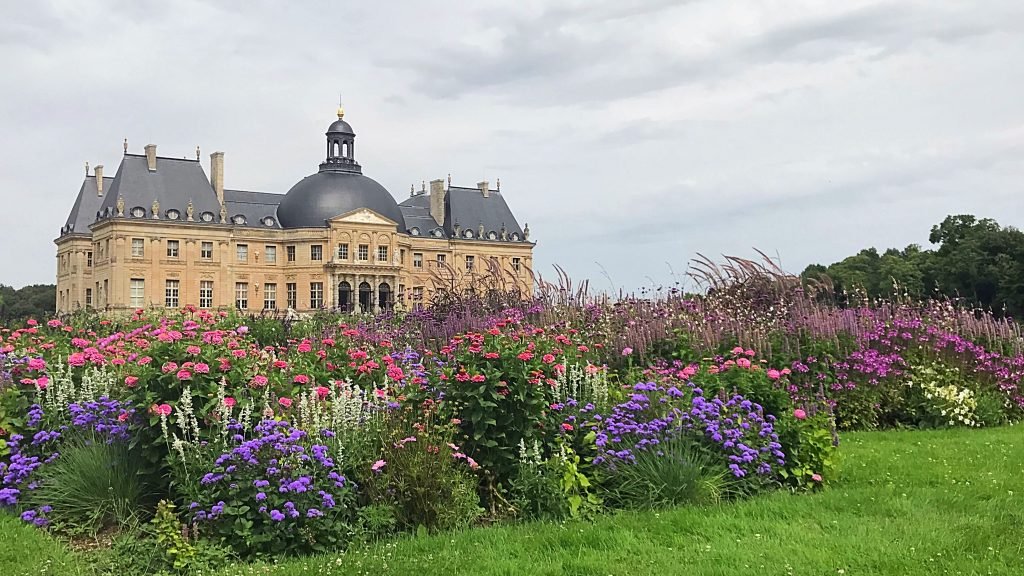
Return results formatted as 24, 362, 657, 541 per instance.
399, 186, 528, 242
97, 154, 221, 222
61, 176, 114, 236
224, 189, 283, 228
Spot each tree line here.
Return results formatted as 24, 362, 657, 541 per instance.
0, 284, 56, 322
801, 215, 1024, 317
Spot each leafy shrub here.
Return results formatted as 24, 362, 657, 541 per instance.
509, 442, 567, 522
362, 408, 483, 532
775, 407, 838, 490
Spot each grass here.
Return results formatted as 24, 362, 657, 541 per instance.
2, 427, 1023, 575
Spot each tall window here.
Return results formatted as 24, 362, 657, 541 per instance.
465, 255, 475, 271
235, 282, 249, 310
413, 253, 423, 268
85, 288, 93, 308
287, 245, 296, 262
310, 282, 324, 309
237, 244, 248, 262
436, 254, 446, 267
400, 249, 406, 264
512, 257, 521, 272
357, 244, 369, 261
286, 283, 297, 309
131, 238, 144, 258
166, 240, 180, 258
337, 244, 349, 260
201, 241, 213, 260
264, 283, 277, 310
199, 281, 213, 309
377, 246, 388, 262
86, 251, 94, 267
412, 286, 424, 312
164, 279, 178, 308
311, 244, 323, 261
104, 279, 109, 305
265, 245, 277, 263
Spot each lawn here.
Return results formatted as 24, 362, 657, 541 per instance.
3, 427, 1023, 576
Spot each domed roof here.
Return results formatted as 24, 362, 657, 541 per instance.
277, 107, 405, 229
277, 171, 405, 228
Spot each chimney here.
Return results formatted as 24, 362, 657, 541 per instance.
94, 165, 104, 196
477, 180, 490, 198
210, 151, 225, 206
144, 144, 157, 171
429, 178, 445, 226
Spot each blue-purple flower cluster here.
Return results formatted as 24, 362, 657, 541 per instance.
182, 418, 354, 553
591, 381, 784, 481
0, 396, 134, 525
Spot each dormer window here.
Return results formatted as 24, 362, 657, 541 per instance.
463, 229, 474, 239
487, 231, 497, 240
166, 209, 180, 220
262, 216, 276, 227
130, 206, 146, 218
510, 232, 521, 241
232, 215, 247, 225
431, 229, 443, 238
200, 211, 215, 222
409, 227, 420, 236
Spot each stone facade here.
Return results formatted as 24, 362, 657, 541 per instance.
55, 110, 534, 314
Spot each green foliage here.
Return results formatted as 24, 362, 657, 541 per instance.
150, 500, 233, 574
776, 411, 839, 490
362, 409, 483, 533
557, 442, 602, 520
23, 435, 151, 535
604, 436, 727, 509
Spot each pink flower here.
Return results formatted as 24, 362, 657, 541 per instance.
153, 404, 172, 417
371, 459, 387, 472
731, 346, 744, 355
736, 358, 752, 369
250, 374, 269, 388
542, 353, 556, 364
621, 347, 633, 356
744, 349, 755, 357
811, 473, 823, 482
315, 386, 330, 399
278, 397, 293, 409
466, 457, 479, 470
47, 319, 62, 328
176, 369, 192, 381
237, 325, 249, 335
36, 376, 49, 389
161, 362, 179, 374
27, 358, 46, 371
223, 397, 237, 408
293, 374, 310, 385
517, 351, 534, 361
766, 369, 781, 380
194, 362, 210, 374
68, 353, 86, 367
125, 376, 139, 388
561, 423, 573, 431
793, 409, 807, 420
186, 345, 202, 355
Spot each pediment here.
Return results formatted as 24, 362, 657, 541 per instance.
329, 208, 397, 227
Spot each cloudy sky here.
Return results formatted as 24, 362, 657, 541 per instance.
3, 0, 1023, 292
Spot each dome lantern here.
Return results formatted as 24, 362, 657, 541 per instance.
323, 105, 359, 174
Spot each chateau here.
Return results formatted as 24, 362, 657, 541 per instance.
55, 108, 534, 314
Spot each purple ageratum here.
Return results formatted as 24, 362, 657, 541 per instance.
591, 380, 783, 480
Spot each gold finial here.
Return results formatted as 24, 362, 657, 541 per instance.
196, 145, 201, 160
336, 105, 345, 119
85, 161, 89, 176
123, 138, 128, 153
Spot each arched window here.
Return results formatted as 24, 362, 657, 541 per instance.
332, 141, 340, 157
342, 141, 349, 158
